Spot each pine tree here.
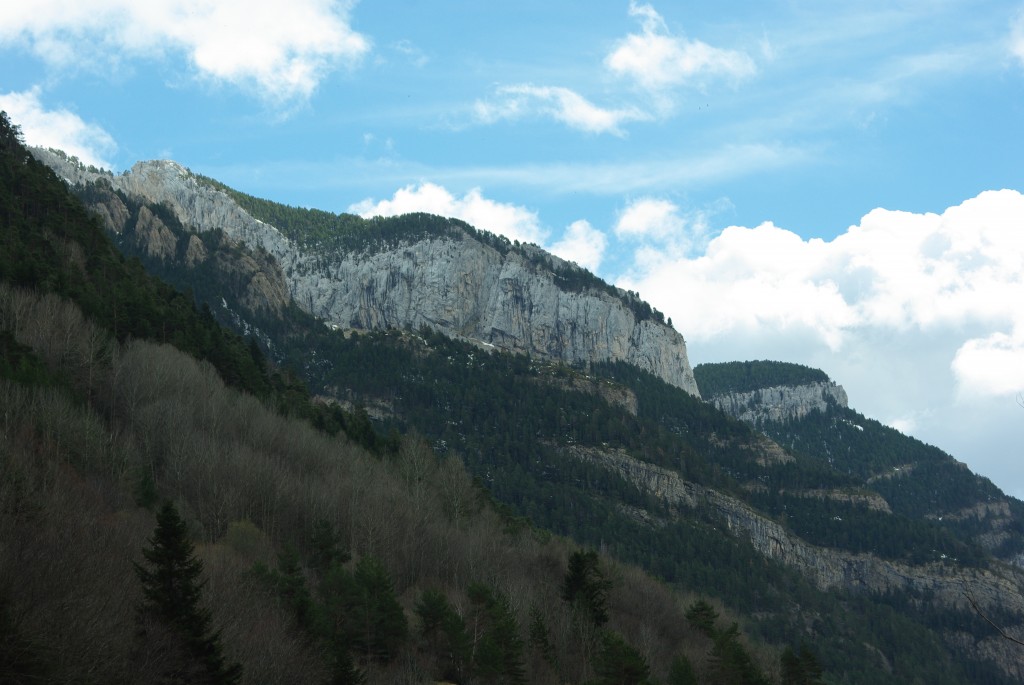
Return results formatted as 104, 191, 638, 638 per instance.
561, 549, 612, 627
593, 631, 650, 685
134, 501, 241, 684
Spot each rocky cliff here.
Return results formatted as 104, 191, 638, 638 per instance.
33, 148, 700, 396
708, 380, 848, 424
570, 442, 1024, 679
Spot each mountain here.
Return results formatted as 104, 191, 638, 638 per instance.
3, 111, 779, 685
32, 147, 699, 396
22, 135, 1024, 683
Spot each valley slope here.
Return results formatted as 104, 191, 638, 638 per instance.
30, 144, 1024, 683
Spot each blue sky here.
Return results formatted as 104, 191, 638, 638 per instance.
3, 1, 1024, 498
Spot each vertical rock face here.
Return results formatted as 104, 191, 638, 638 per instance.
33, 149, 700, 396
707, 381, 848, 424
300, 235, 700, 395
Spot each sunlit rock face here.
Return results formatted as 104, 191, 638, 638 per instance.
35, 149, 700, 396
707, 381, 848, 424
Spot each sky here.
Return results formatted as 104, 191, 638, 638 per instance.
3, 1, 1024, 497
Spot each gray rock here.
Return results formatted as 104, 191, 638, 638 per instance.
708, 381, 848, 424
33, 148, 700, 395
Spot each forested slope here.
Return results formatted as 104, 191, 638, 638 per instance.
0, 111, 806, 684
11, 111, 1024, 683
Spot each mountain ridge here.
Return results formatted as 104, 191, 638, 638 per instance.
31, 147, 700, 396
22, 136, 1024, 679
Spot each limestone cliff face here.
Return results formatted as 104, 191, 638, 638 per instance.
34, 148, 700, 395
708, 381, 848, 424
298, 235, 699, 394
571, 445, 1024, 617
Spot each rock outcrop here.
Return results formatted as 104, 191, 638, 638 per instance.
33, 148, 700, 395
708, 381, 847, 424
571, 444, 1024, 616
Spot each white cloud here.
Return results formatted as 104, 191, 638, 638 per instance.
619, 189, 1024, 398
349, 183, 547, 246
469, 2, 755, 134
615, 198, 685, 240
350, 185, 608, 273
473, 85, 647, 135
952, 328, 1024, 398
605, 1, 756, 93
614, 190, 1024, 497
550, 220, 608, 272
614, 197, 719, 261
0, 87, 116, 169
1012, 11, 1024, 65
0, 0, 370, 103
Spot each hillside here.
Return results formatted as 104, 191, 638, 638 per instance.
31, 147, 699, 396
1, 111, 791, 685
15, 113, 1024, 683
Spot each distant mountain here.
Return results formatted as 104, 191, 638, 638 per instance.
26, 139, 1024, 683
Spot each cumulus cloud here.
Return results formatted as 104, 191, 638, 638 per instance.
550, 220, 608, 272
0, 0, 370, 103
605, 1, 756, 93
618, 190, 1024, 398
614, 197, 717, 260
473, 84, 647, 135
952, 328, 1024, 398
615, 197, 685, 239
349, 182, 547, 246
0, 88, 116, 169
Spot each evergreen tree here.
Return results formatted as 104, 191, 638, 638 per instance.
467, 582, 526, 684
685, 599, 719, 637
561, 550, 612, 627
667, 653, 698, 685
593, 631, 651, 685
320, 555, 407, 663
134, 501, 241, 684
780, 644, 824, 685
415, 588, 470, 682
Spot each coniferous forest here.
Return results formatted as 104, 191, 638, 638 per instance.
3, 110, 1023, 684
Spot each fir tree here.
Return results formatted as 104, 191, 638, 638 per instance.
134, 501, 241, 684
561, 549, 612, 627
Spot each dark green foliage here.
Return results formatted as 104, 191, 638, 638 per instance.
562, 550, 612, 627
320, 556, 408, 663
309, 519, 351, 575
685, 599, 719, 637
0, 330, 56, 386
466, 582, 526, 684
667, 653, 698, 685
254, 550, 365, 684
528, 605, 558, 670
593, 631, 651, 685
256, 547, 316, 632
684, 602, 770, 685
708, 622, 771, 685
780, 644, 824, 685
134, 502, 241, 684
693, 360, 830, 397
416, 589, 470, 682
0, 112, 281, 402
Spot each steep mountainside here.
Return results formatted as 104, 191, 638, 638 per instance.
31, 148, 699, 396
28, 140, 1024, 684
697, 361, 1024, 562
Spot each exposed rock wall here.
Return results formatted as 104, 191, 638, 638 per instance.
708, 381, 847, 424
571, 445, 1024, 616
300, 234, 699, 394
34, 149, 700, 395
